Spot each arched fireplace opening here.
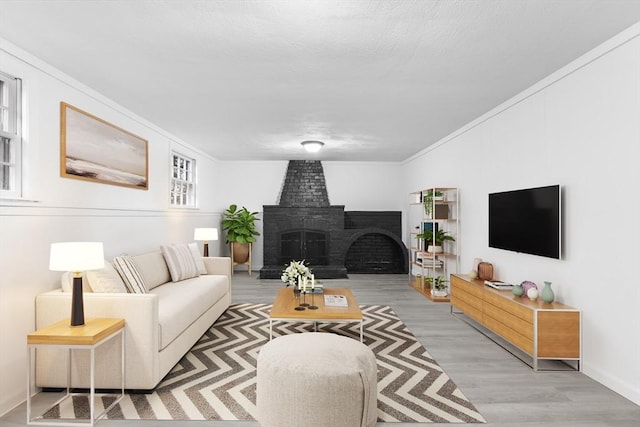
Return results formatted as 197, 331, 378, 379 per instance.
344, 230, 408, 274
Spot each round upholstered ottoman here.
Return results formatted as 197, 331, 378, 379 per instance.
257, 332, 378, 427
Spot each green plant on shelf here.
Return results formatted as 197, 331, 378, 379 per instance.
416, 229, 455, 245
425, 275, 448, 291
422, 189, 444, 217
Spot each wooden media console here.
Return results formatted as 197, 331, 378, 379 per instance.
450, 274, 581, 371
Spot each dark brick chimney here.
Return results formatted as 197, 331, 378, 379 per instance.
278, 160, 330, 207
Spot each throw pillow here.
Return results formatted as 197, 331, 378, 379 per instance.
188, 242, 207, 275
60, 272, 92, 293
161, 244, 201, 282
86, 261, 127, 293
113, 255, 148, 294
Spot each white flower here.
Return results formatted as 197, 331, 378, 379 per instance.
281, 260, 313, 287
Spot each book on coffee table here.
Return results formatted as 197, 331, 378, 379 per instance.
303, 284, 324, 294
324, 294, 348, 307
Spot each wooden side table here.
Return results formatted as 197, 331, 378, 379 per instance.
27, 318, 125, 426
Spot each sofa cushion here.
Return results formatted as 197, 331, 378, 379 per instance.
133, 250, 171, 290
161, 244, 200, 282
113, 255, 148, 294
188, 242, 207, 275
152, 274, 229, 350
86, 261, 127, 293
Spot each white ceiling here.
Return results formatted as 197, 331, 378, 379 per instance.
1, 1, 639, 162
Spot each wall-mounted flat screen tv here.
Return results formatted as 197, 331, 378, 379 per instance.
488, 185, 561, 259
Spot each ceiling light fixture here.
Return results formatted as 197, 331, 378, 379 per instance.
301, 140, 324, 153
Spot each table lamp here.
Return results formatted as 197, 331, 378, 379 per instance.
49, 242, 105, 326
194, 228, 219, 257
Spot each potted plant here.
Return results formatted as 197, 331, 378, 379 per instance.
417, 229, 455, 253
426, 275, 448, 297
222, 204, 260, 265
423, 189, 444, 218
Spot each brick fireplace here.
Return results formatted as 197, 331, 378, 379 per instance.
259, 160, 408, 279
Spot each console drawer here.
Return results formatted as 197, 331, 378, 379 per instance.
483, 302, 533, 340
484, 290, 533, 323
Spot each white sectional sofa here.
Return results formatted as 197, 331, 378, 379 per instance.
34, 246, 232, 391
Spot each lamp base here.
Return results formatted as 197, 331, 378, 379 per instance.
203, 242, 209, 257
71, 273, 85, 326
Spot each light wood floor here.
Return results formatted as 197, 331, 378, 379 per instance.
4, 273, 639, 426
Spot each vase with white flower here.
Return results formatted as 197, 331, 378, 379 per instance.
281, 260, 314, 291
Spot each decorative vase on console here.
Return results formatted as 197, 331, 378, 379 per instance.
512, 282, 524, 297
541, 281, 555, 303
521, 281, 537, 298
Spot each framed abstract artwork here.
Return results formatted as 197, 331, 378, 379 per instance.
60, 102, 148, 189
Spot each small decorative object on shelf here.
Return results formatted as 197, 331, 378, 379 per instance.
477, 262, 494, 281
512, 282, 524, 297
521, 281, 537, 298
527, 288, 539, 301
484, 280, 513, 290
542, 281, 555, 303
418, 229, 455, 254
427, 275, 448, 297
422, 189, 445, 218
471, 258, 482, 278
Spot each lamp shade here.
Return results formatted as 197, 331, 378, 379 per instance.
49, 242, 105, 272
194, 228, 219, 241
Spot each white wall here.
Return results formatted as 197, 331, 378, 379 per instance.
0, 41, 224, 415
402, 25, 640, 405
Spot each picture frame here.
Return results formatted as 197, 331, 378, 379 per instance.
60, 102, 149, 190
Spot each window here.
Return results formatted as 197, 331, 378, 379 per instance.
170, 152, 196, 207
0, 71, 22, 199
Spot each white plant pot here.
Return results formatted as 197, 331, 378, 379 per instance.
431, 289, 448, 297
427, 245, 443, 253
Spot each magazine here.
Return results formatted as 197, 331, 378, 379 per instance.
323, 294, 348, 307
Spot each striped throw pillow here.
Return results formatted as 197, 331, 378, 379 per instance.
161, 244, 201, 282
113, 255, 148, 294
188, 242, 207, 275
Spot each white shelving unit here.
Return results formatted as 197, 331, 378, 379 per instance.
408, 187, 459, 301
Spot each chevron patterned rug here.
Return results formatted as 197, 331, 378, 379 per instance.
43, 303, 485, 423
